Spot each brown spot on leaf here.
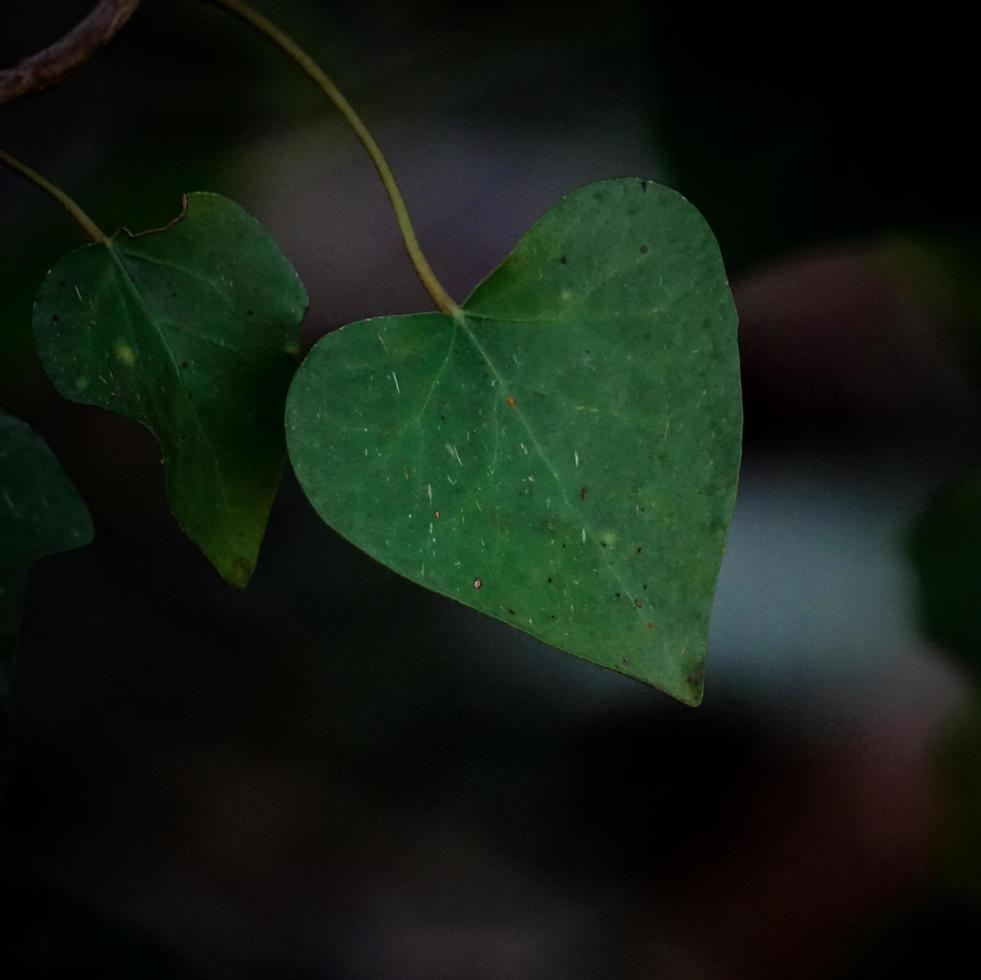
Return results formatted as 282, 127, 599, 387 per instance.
230, 555, 252, 589
580, 486, 588, 501
506, 394, 516, 409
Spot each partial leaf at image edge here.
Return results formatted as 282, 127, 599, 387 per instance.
0, 410, 93, 773
32, 193, 309, 587
286, 178, 742, 704
909, 473, 981, 679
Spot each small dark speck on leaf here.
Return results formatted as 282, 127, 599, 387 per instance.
622, 657, 631, 666
473, 578, 482, 590
636, 546, 642, 554
639, 244, 648, 254
615, 592, 621, 598
231, 555, 251, 583
51, 315, 59, 323
580, 486, 588, 501
559, 255, 568, 265
181, 360, 189, 368
508, 608, 515, 615
547, 577, 553, 584
246, 309, 254, 316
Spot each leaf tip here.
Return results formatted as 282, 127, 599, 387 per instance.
221, 553, 256, 590
680, 661, 706, 707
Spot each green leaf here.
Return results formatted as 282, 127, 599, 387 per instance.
1, 410, 93, 773
32, 193, 309, 588
909, 473, 981, 678
286, 179, 741, 704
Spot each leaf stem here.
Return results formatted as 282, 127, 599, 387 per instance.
207, 0, 460, 316
0, 149, 108, 243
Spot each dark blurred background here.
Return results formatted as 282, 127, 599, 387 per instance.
2, 1, 980, 976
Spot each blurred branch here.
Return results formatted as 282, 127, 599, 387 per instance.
0, 0, 142, 108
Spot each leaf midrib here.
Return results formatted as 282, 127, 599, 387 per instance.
456, 310, 643, 619
105, 242, 233, 514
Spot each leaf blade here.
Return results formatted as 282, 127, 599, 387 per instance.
32, 193, 309, 586
287, 179, 741, 702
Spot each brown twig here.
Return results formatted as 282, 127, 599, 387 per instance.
0, 0, 142, 108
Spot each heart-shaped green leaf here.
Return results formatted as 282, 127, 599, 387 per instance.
286, 179, 741, 703
32, 193, 309, 587
1, 410, 93, 773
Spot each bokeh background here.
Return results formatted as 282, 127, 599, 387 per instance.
2, 1, 979, 976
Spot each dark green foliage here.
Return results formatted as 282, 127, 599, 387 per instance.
910, 475, 981, 678
32, 194, 308, 587
0, 410, 92, 774
287, 179, 741, 703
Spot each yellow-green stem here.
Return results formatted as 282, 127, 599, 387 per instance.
0, 148, 107, 243
209, 0, 460, 316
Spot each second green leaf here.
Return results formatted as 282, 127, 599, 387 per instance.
33, 193, 309, 587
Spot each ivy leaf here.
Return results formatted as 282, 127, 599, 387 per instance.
286, 179, 741, 704
32, 193, 308, 588
1, 410, 93, 773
